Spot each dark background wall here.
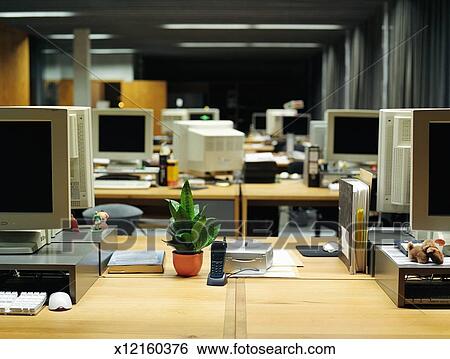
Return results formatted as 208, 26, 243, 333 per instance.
137, 55, 322, 132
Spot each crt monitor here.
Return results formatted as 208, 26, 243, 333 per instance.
187, 127, 245, 173
411, 109, 450, 231
325, 109, 379, 163
282, 113, 311, 135
0, 107, 71, 253
251, 113, 266, 130
188, 108, 220, 121
377, 109, 412, 214
172, 120, 234, 172
92, 108, 153, 161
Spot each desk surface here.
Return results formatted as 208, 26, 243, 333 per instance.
2, 236, 450, 339
243, 143, 275, 152
241, 180, 339, 201
95, 184, 240, 200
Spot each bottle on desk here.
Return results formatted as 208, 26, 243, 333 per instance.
167, 159, 179, 187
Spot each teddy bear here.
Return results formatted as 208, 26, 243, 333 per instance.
407, 239, 444, 265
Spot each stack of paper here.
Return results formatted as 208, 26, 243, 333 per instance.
107, 250, 165, 274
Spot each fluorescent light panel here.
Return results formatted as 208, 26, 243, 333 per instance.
163, 24, 251, 30
90, 48, 135, 54
179, 42, 248, 48
251, 42, 321, 48
163, 23, 343, 30
178, 42, 321, 48
254, 24, 343, 30
0, 11, 76, 18
48, 34, 114, 40
42, 48, 136, 55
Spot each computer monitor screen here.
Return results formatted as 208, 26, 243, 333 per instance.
253, 115, 266, 130
189, 113, 213, 121
98, 115, 146, 152
428, 122, 450, 216
0, 121, 53, 213
282, 115, 309, 135
333, 116, 379, 155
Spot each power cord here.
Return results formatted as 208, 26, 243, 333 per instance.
227, 268, 260, 278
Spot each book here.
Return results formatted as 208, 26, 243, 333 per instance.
107, 250, 165, 274
338, 178, 370, 274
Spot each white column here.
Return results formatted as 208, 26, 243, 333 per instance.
73, 28, 91, 106
381, 1, 390, 108
344, 30, 351, 108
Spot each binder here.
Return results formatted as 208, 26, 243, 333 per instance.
338, 178, 370, 274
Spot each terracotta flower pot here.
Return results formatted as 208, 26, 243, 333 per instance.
172, 251, 203, 277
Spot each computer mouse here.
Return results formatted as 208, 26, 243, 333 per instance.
290, 173, 301, 180
323, 241, 340, 253
280, 172, 289, 179
48, 292, 73, 311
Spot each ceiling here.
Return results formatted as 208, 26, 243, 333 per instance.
0, 0, 385, 59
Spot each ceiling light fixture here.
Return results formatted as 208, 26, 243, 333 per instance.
90, 48, 136, 54
250, 42, 321, 48
48, 34, 114, 40
0, 11, 76, 18
47, 34, 114, 40
163, 23, 343, 30
178, 42, 248, 48
162, 24, 251, 30
177, 42, 321, 48
253, 24, 344, 30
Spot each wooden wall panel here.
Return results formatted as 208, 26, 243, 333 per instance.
120, 80, 167, 135
56, 79, 105, 107
0, 23, 29, 105
57, 79, 74, 106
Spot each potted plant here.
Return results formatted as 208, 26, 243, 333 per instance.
165, 181, 221, 277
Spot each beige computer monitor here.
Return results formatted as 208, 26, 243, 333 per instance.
0, 107, 71, 230
92, 108, 153, 161
325, 109, 379, 163
411, 109, 450, 231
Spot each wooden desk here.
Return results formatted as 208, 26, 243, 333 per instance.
244, 143, 275, 152
241, 180, 339, 236
95, 184, 240, 232
1, 236, 450, 339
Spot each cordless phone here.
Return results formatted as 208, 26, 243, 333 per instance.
207, 239, 227, 286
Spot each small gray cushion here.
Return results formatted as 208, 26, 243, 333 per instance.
83, 204, 143, 219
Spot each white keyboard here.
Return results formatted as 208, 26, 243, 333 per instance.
0, 291, 47, 315
95, 167, 160, 174
95, 180, 152, 189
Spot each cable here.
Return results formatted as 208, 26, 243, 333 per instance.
227, 268, 260, 278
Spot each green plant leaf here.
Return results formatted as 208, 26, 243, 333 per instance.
167, 200, 181, 219
194, 204, 200, 217
180, 181, 195, 219
193, 205, 207, 221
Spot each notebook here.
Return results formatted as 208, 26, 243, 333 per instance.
108, 250, 165, 274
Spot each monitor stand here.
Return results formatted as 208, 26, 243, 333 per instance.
286, 133, 295, 156
0, 230, 47, 255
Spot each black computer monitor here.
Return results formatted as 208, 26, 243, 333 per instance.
282, 114, 310, 135
252, 114, 266, 130
1, 121, 53, 213
333, 116, 379, 155
189, 113, 213, 121
98, 114, 146, 153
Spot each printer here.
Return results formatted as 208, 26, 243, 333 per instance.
224, 240, 273, 275
243, 153, 278, 183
